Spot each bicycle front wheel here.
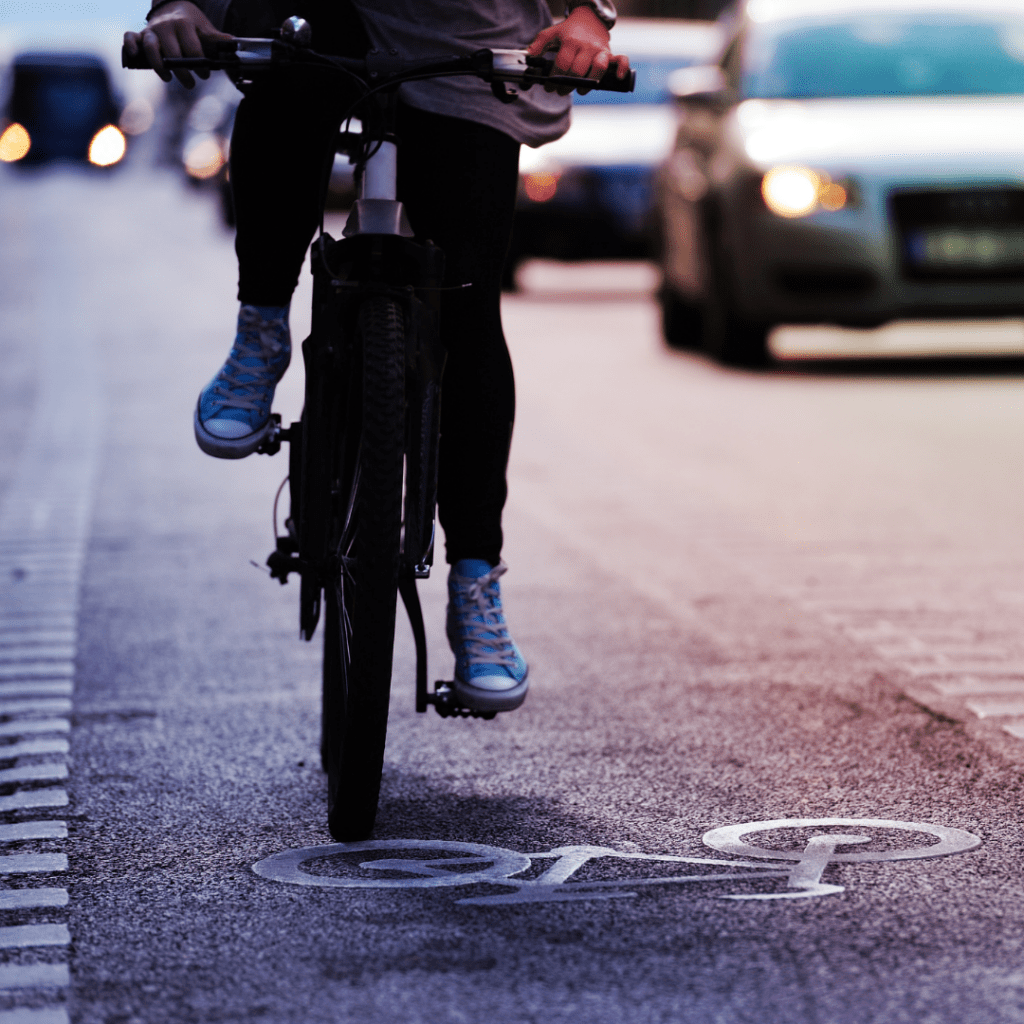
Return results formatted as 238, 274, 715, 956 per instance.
323, 294, 406, 841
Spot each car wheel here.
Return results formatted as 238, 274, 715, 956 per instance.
658, 286, 702, 351
218, 176, 236, 228
702, 250, 772, 369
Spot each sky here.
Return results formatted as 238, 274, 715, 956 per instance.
0, 0, 141, 27
0, 2, 159, 99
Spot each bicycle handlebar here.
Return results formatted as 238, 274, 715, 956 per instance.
122, 37, 636, 95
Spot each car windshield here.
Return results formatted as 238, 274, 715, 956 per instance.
573, 56, 698, 104
742, 12, 1024, 98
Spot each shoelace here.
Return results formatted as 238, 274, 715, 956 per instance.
450, 562, 519, 669
208, 308, 288, 414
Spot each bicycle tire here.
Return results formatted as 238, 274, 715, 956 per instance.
322, 294, 406, 841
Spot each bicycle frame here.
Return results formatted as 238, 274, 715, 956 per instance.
283, 90, 445, 726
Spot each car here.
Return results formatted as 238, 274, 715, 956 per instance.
174, 74, 242, 224
0, 52, 126, 167
508, 17, 722, 286
655, 0, 1024, 365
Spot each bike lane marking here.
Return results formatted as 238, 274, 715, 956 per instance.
253, 818, 981, 906
0, 200, 102, 1024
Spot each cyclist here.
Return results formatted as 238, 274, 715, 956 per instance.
124, 0, 629, 714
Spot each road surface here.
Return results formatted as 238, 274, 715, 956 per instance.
3, 163, 1024, 1024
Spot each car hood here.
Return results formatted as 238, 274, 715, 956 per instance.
734, 96, 1024, 173
519, 104, 678, 173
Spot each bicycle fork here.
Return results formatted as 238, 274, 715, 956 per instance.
261, 94, 492, 719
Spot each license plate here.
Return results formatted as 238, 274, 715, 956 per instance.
906, 227, 1024, 269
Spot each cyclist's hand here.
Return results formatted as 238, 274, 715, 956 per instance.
527, 6, 630, 95
122, 0, 232, 88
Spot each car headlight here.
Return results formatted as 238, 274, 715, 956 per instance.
522, 171, 560, 203
183, 134, 227, 180
88, 125, 126, 167
761, 165, 849, 218
0, 123, 31, 162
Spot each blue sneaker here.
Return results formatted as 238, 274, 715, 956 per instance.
194, 304, 291, 459
447, 559, 529, 713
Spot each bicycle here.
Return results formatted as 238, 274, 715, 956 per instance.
124, 20, 635, 841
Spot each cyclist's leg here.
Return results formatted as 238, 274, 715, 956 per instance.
229, 0, 369, 305
396, 105, 519, 565
396, 105, 528, 711
194, 0, 368, 458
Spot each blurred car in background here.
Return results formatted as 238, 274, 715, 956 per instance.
175, 73, 241, 225
0, 52, 127, 167
508, 17, 722, 286
656, 0, 1024, 366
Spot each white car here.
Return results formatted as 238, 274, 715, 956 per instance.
656, 0, 1024, 365
508, 17, 722, 284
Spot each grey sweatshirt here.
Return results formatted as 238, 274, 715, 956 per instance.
199, 0, 571, 147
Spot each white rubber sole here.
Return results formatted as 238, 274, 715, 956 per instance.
451, 672, 529, 713
193, 406, 273, 460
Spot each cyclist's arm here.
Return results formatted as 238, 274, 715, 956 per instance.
122, 0, 232, 87
526, 5, 630, 94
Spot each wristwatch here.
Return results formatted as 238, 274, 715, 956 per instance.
565, 0, 617, 31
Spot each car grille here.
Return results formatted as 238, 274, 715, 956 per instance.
891, 187, 1024, 281
776, 268, 878, 298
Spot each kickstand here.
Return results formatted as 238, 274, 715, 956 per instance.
398, 575, 429, 712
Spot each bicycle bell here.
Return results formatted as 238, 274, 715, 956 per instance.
280, 16, 312, 46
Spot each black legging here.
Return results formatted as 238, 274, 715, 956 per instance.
227, 4, 520, 567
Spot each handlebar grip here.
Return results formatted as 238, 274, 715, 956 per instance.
596, 66, 635, 93
122, 45, 152, 69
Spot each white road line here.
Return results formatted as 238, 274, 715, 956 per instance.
0, 720, 69, 737
0, 601, 74, 610
787, 578, 1024, 737
905, 663, 1024, 679
0, 890, 68, 911
875, 646, 1009, 660
0, 855, 67, 875
905, 663, 1024, 677
964, 696, 1024, 719
0, 195, 105, 1023
0, 667, 74, 681
0, 739, 69, 758
0, 628, 76, 640
0, 650, 76, 663
0, 964, 70, 989
0, 764, 68, 786
0, 791, 68, 813
0, 1006, 69, 1024
0, 683, 73, 699
0, 926, 70, 950
932, 677, 1024, 697
0, 823, 67, 842
0, 634, 76, 645
0, 700, 72, 716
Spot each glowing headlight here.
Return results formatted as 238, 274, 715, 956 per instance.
761, 165, 848, 218
88, 125, 126, 167
0, 123, 31, 163
522, 171, 560, 203
183, 135, 226, 180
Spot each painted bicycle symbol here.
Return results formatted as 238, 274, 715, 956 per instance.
253, 818, 980, 905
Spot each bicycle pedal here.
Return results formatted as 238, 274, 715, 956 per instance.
256, 415, 299, 456
427, 681, 497, 720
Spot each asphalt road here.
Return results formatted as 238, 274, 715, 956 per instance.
5, 163, 1024, 1024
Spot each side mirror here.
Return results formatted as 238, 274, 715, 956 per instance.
667, 65, 734, 109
